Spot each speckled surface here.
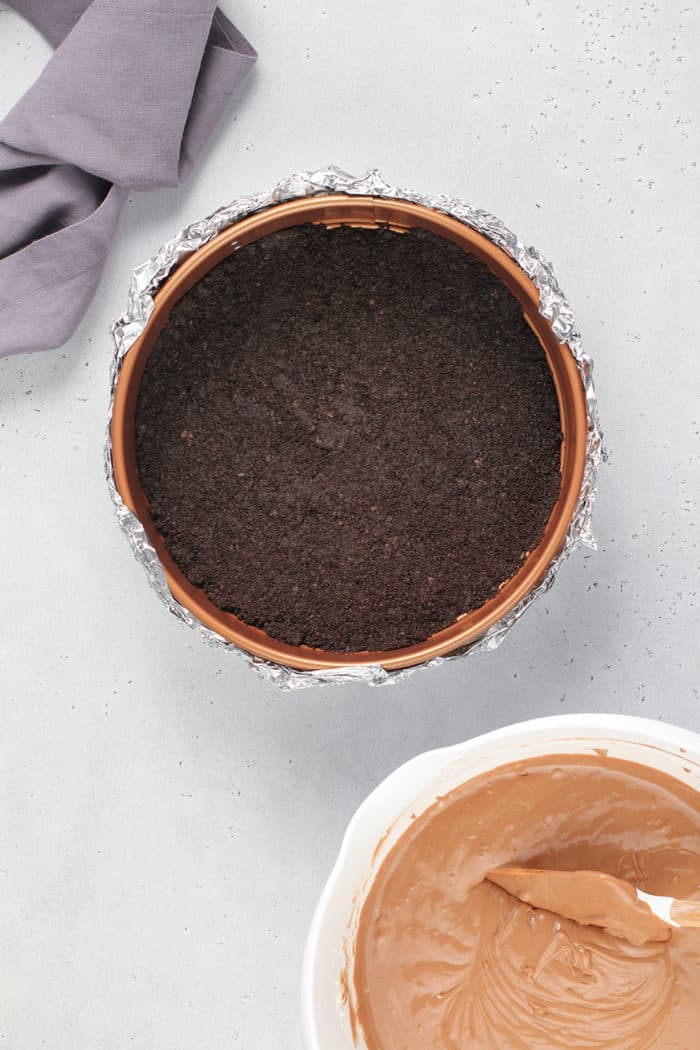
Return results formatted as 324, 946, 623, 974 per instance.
0, 2, 698, 1048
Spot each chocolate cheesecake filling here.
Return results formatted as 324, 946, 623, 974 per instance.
135, 223, 562, 653
353, 754, 700, 1049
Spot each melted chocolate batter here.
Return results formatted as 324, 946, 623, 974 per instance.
135, 224, 562, 653
354, 754, 700, 1049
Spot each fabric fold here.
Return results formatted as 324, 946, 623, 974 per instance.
0, 0, 256, 357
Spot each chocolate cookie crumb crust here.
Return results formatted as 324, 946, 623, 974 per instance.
135, 224, 562, 653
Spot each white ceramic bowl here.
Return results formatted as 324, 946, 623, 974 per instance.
301, 713, 700, 1050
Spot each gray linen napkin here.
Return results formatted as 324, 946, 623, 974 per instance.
0, 0, 256, 357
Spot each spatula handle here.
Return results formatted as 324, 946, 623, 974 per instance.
670, 900, 700, 928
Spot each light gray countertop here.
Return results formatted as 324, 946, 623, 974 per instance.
1, 2, 698, 1047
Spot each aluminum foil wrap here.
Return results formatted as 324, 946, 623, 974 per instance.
106, 166, 603, 690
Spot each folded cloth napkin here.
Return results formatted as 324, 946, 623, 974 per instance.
0, 0, 256, 357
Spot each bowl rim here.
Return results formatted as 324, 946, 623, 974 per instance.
111, 194, 589, 671
300, 712, 700, 1050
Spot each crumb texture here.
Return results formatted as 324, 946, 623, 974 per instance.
135, 224, 562, 652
